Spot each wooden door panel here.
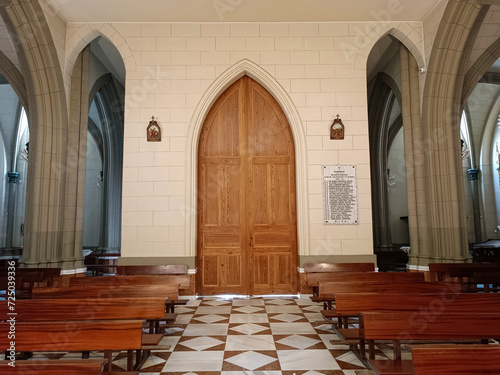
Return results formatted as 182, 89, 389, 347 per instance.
198, 76, 297, 295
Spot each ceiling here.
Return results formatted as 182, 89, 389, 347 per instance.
47, 0, 445, 23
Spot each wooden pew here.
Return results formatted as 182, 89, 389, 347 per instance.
304, 262, 375, 273
84, 253, 120, 276
473, 271, 500, 292
332, 293, 500, 361
0, 297, 170, 369
116, 264, 188, 275
69, 274, 191, 313
114, 264, 190, 310
0, 359, 109, 375
308, 271, 425, 300
360, 312, 500, 375
304, 263, 375, 296
411, 344, 500, 375
318, 280, 461, 309
0, 320, 144, 373
31, 283, 179, 302
428, 262, 500, 282
15, 267, 61, 287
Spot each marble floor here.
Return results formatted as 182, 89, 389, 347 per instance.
7, 295, 378, 374
121, 295, 370, 375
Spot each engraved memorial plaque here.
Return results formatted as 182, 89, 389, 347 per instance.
322, 165, 358, 225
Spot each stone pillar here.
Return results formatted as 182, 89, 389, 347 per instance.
5, 171, 19, 249
468, 168, 482, 244
400, 46, 431, 267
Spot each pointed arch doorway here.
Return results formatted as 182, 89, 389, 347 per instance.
197, 76, 298, 295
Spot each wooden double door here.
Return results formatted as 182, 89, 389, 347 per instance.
197, 76, 298, 295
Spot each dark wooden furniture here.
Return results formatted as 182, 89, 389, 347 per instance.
0, 359, 116, 375
0, 320, 145, 372
113, 265, 190, 311
318, 280, 461, 310
84, 253, 120, 276
411, 344, 500, 375
116, 264, 188, 275
472, 271, 500, 292
31, 283, 179, 302
360, 312, 500, 374
304, 262, 375, 297
428, 262, 500, 282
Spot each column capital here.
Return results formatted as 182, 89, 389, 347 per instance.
468, 168, 480, 181
7, 172, 19, 183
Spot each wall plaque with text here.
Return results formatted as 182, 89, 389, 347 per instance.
322, 165, 358, 225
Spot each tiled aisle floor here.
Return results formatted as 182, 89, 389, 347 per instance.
117, 295, 370, 375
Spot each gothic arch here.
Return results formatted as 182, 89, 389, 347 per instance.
462, 36, 500, 106
64, 24, 135, 93
355, 25, 425, 71
0, 50, 27, 110
185, 59, 309, 258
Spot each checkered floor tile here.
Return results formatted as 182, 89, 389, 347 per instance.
3, 296, 386, 374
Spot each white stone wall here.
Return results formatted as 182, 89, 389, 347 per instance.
61, 21, 425, 259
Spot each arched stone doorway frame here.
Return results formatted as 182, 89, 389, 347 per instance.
186, 59, 309, 261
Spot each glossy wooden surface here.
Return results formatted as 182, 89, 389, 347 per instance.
411, 344, 500, 374
0, 359, 107, 375
69, 274, 191, 289
0, 320, 143, 351
360, 312, 500, 340
307, 271, 425, 287
335, 292, 500, 315
304, 262, 375, 273
0, 297, 166, 321
319, 281, 462, 297
31, 283, 178, 301
116, 264, 188, 275
197, 76, 297, 295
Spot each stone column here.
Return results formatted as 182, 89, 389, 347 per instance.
5, 171, 19, 249
468, 168, 482, 243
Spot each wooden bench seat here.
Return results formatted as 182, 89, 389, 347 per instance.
0, 320, 146, 372
428, 262, 500, 282
69, 274, 191, 312
0, 359, 138, 375
360, 312, 500, 374
304, 263, 376, 296
1, 297, 173, 369
307, 271, 424, 292
317, 280, 461, 310
31, 283, 179, 302
116, 264, 188, 275
411, 344, 500, 374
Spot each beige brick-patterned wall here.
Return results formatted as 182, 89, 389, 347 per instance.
61, 21, 425, 261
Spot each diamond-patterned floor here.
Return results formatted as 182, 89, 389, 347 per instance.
6, 295, 381, 374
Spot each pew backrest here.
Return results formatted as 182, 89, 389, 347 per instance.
69, 274, 191, 290
304, 262, 375, 273
360, 311, 500, 340
0, 359, 107, 375
307, 271, 425, 287
31, 283, 178, 301
335, 292, 500, 315
319, 281, 462, 297
116, 264, 188, 275
411, 344, 500, 375
0, 297, 166, 321
0, 320, 143, 352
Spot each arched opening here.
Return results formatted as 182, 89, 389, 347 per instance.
366, 35, 409, 271
0, 73, 28, 256
81, 36, 125, 257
